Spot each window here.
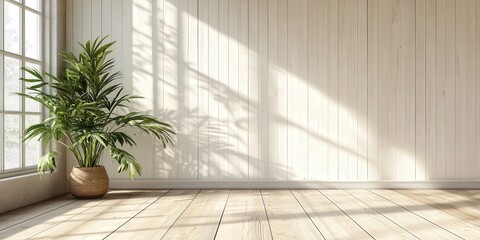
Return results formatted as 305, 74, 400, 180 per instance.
1, 0, 42, 177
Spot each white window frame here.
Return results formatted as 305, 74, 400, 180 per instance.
0, 0, 45, 178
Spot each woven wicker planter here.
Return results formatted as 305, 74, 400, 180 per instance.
70, 166, 109, 199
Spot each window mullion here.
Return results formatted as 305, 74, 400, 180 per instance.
0, 55, 3, 112
0, 50, 42, 64
0, 54, 3, 172
0, 0, 3, 50
20, 0, 25, 169
0, 114, 3, 172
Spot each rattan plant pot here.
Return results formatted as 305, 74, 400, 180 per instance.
70, 165, 109, 199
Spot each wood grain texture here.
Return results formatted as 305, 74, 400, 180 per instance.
347, 189, 458, 239
408, 190, 480, 227
0, 191, 160, 239
105, 190, 199, 239
292, 190, 371, 239
27, 191, 165, 239
3, 190, 480, 239
374, 189, 480, 239
215, 190, 271, 240
0, 195, 75, 232
321, 190, 417, 239
287, 0, 308, 180
66, 0, 480, 181
262, 190, 324, 239
161, 190, 230, 239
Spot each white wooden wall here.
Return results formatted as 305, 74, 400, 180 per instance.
66, 0, 480, 181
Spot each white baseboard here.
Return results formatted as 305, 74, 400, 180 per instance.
110, 179, 480, 189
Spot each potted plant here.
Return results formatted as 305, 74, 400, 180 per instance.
20, 37, 175, 199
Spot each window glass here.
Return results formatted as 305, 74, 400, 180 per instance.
25, 62, 41, 112
4, 2, 21, 54
25, 10, 40, 60
4, 56, 21, 111
25, 0, 41, 12
25, 115, 41, 166
4, 114, 21, 170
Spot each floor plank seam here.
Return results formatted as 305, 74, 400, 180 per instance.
213, 190, 231, 240
409, 190, 480, 228
317, 189, 375, 240
367, 189, 464, 239
367, 189, 465, 240
102, 189, 172, 240
25, 196, 113, 240
434, 190, 480, 228
5, 190, 480, 239
289, 189, 326, 240
0, 197, 78, 232
159, 189, 202, 240
259, 189, 274, 240
343, 190, 421, 240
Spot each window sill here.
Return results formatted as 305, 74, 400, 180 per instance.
0, 167, 38, 180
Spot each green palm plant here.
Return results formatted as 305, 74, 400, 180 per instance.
20, 37, 175, 179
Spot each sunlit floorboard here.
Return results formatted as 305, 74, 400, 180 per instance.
0, 189, 479, 239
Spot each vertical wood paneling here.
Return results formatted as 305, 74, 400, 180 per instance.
228, 0, 240, 178
377, 0, 390, 179
68, 0, 480, 182
198, 0, 209, 179
416, 0, 427, 180
101, 0, 112, 41
464, 0, 476, 179
455, 0, 464, 179
248, 0, 259, 180
188, 0, 199, 179
208, 0, 219, 179
258, 0, 269, 179
307, 0, 319, 179
357, 0, 368, 181
327, 0, 339, 180
111, 0, 123, 73
129, 0, 152, 179
367, 0, 379, 180
219, 0, 229, 178
277, 0, 288, 180
176, 0, 190, 179
387, 0, 398, 180
287, 0, 308, 179
455, 0, 476, 179
269, 0, 279, 179
436, 0, 446, 179
426, 0, 436, 180
396, 0, 406, 180
338, 0, 350, 180
154, 0, 166, 178
477, 0, 480, 180
238, 0, 249, 178
82, 0, 92, 42
405, 0, 416, 180
348, 0, 358, 180
445, 0, 456, 179
91, 0, 102, 38
72, 0, 82, 53
123, 0, 133, 101
163, 0, 180, 178
66, 0, 72, 52
316, 0, 329, 180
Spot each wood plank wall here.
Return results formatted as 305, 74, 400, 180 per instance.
66, 0, 480, 181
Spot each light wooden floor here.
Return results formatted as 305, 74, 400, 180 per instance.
1, 190, 480, 239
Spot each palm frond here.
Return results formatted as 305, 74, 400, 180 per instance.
20, 37, 175, 178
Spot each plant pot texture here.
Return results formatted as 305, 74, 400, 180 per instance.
70, 166, 109, 199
